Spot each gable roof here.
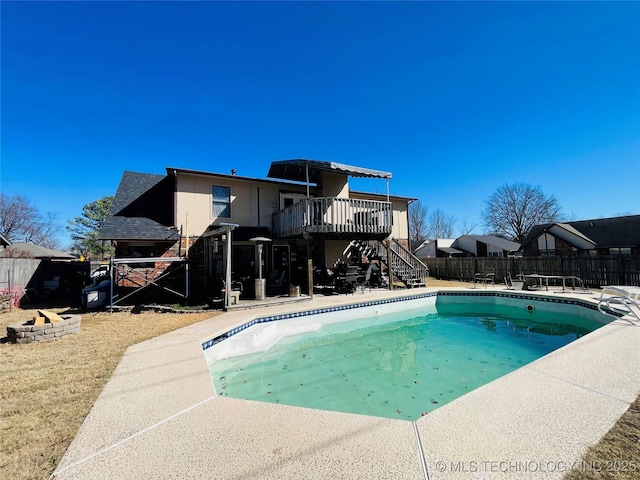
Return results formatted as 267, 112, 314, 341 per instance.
99, 171, 178, 241
456, 235, 521, 252
413, 239, 462, 257
521, 215, 640, 249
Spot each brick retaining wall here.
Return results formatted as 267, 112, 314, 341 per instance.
6, 314, 81, 344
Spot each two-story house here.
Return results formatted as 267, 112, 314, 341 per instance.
100, 159, 427, 305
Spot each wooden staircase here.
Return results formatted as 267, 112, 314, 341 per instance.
347, 239, 429, 288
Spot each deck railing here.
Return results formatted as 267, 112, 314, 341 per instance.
272, 197, 393, 238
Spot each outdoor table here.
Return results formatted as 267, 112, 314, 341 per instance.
523, 274, 586, 293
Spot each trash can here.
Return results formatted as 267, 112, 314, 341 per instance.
254, 278, 266, 300
289, 285, 300, 297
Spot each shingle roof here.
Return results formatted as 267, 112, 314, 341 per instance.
565, 215, 640, 247
460, 235, 521, 252
2, 242, 75, 259
521, 215, 640, 249
99, 171, 178, 241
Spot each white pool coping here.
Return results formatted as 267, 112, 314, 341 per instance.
52, 287, 640, 480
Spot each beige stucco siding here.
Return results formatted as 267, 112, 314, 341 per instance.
349, 192, 411, 241
321, 172, 349, 198
391, 199, 409, 240
176, 173, 287, 235
175, 171, 411, 241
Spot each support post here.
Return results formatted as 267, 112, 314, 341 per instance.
308, 258, 313, 299
306, 238, 313, 300
225, 229, 232, 309
109, 258, 114, 313
387, 239, 393, 291
185, 262, 189, 300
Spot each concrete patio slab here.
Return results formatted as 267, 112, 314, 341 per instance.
52, 287, 640, 480
416, 355, 632, 480
54, 397, 422, 480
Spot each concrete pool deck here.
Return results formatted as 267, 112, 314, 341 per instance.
52, 287, 640, 480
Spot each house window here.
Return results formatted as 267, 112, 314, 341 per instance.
609, 247, 631, 256
212, 186, 231, 218
537, 233, 556, 256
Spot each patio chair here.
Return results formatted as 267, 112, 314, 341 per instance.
266, 270, 287, 295
474, 268, 496, 288
360, 263, 380, 293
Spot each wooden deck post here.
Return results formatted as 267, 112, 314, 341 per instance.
307, 238, 314, 300
386, 239, 393, 290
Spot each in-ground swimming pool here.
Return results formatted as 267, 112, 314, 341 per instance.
202, 292, 610, 420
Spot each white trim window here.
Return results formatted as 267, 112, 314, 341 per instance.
212, 185, 231, 218
609, 247, 631, 256
537, 233, 556, 256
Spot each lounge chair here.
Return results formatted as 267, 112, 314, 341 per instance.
504, 271, 526, 291
597, 285, 640, 324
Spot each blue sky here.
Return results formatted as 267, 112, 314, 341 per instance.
2, 1, 639, 247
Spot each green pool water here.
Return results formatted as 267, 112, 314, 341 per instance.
210, 304, 604, 420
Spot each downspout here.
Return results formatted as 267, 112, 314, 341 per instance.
171, 169, 178, 235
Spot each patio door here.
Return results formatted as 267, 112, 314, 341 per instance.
280, 193, 306, 209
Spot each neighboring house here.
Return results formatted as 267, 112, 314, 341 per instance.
0, 242, 87, 304
100, 159, 425, 302
454, 235, 521, 258
0, 242, 75, 260
520, 215, 640, 257
415, 235, 520, 259
413, 239, 463, 258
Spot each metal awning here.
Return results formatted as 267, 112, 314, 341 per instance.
267, 159, 392, 184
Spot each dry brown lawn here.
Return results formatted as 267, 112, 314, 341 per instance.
563, 396, 640, 480
1, 280, 637, 480
0, 306, 217, 480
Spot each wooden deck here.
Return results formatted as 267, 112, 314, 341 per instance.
272, 197, 392, 238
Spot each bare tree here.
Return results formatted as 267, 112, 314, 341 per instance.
0, 194, 61, 249
409, 200, 429, 250
457, 217, 478, 236
482, 183, 561, 242
426, 209, 456, 239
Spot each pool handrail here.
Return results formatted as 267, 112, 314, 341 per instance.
597, 287, 640, 325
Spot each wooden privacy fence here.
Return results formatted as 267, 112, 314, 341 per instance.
0, 258, 41, 290
0, 258, 41, 309
424, 256, 640, 288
